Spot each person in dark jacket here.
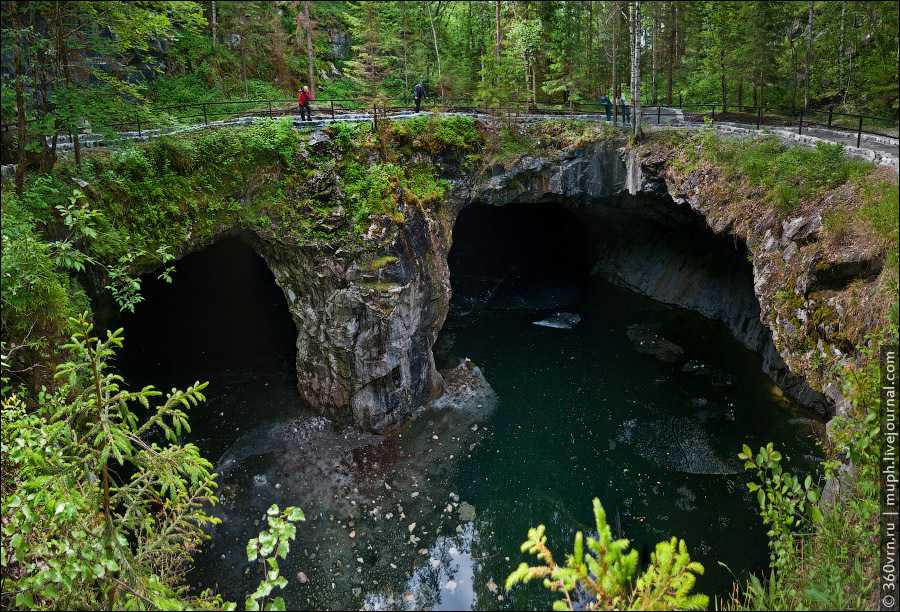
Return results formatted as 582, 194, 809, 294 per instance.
413, 82, 426, 112
297, 86, 313, 121
599, 94, 613, 121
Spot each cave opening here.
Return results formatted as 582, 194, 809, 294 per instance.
117, 236, 302, 458
438, 198, 822, 598
445, 202, 591, 328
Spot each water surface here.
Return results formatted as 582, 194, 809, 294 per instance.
117, 233, 821, 610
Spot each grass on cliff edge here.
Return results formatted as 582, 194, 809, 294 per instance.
663, 127, 899, 337
671, 128, 897, 236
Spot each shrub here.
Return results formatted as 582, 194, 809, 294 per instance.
506, 498, 708, 611
0, 317, 306, 610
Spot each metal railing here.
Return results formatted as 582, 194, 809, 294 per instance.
2, 95, 897, 162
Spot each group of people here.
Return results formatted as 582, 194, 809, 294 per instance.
598, 91, 631, 124
296, 81, 428, 121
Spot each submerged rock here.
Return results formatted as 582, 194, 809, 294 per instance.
626, 324, 685, 363
532, 312, 582, 329
458, 501, 476, 522
624, 415, 741, 475
431, 358, 498, 415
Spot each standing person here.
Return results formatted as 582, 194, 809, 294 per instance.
297, 86, 313, 121
619, 90, 630, 125
599, 93, 613, 121
413, 81, 426, 112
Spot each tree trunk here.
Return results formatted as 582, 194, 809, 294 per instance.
426, 1, 443, 97
303, 1, 315, 95
588, 1, 594, 95
401, 2, 410, 94
720, 44, 727, 111
630, 1, 642, 139
495, 0, 502, 60
838, 1, 846, 100
666, 1, 675, 105
36, 39, 55, 171
804, 0, 813, 109
790, 39, 798, 111
211, 0, 217, 48
611, 1, 618, 97
12, 1, 27, 194
57, 2, 80, 166
651, 3, 658, 104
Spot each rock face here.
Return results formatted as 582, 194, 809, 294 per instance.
245, 196, 455, 432
164, 133, 880, 430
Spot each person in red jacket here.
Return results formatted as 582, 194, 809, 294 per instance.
297, 86, 313, 121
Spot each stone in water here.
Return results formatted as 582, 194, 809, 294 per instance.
458, 501, 476, 522
532, 312, 582, 329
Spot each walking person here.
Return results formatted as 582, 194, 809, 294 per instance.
413, 81, 426, 113
297, 85, 313, 121
619, 90, 630, 125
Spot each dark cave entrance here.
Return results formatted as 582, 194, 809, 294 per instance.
446, 202, 592, 323
117, 236, 300, 457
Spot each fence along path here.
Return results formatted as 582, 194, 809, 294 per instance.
2, 99, 898, 177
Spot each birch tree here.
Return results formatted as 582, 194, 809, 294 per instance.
630, 0, 643, 139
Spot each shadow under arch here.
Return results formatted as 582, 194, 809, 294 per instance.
116, 236, 301, 457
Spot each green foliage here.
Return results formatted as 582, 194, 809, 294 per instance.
1, 317, 309, 610
855, 174, 900, 245
732, 328, 894, 610
244, 505, 306, 611
342, 161, 406, 226
1, 193, 76, 345
738, 443, 822, 570
389, 115, 481, 153
1, 315, 219, 609
506, 498, 708, 611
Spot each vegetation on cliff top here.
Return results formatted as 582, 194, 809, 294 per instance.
1, 115, 481, 363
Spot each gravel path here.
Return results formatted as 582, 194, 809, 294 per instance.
3, 108, 897, 178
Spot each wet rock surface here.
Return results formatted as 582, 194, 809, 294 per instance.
193, 364, 498, 610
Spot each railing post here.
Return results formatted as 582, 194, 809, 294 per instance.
798, 108, 803, 135
136, 115, 142, 139
268, 100, 273, 117
679, 93, 683, 108
827, 107, 833, 128
711, 104, 716, 120
202, 103, 209, 125
856, 115, 863, 148
756, 106, 761, 130
657, 105, 661, 125
331, 100, 335, 121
